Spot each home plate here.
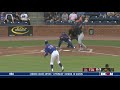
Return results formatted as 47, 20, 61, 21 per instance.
72, 49, 93, 53
63, 50, 71, 52
40, 50, 45, 52
8, 47, 13, 48
89, 49, 93, 52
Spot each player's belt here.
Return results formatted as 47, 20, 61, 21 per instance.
51, 50, 57, 54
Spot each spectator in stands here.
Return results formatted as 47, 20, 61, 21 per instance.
53, 12, 61, 24
61, 12, 68, 23
20, 12, 30, 25
59, 12, 64, 17
45, 12, 54, 24
114, 12, 120, 17
44, 12, 51, 22
0, 12, 5, 24
68, 12, 77, 24
107, 12, 115, 16
84, 15, 89, 23
4, 13, 14, 24
14, 12, 21, 23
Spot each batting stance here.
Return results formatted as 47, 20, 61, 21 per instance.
74, 24, 87, 50
44, 40, 64, 72
58, 32, 75, 48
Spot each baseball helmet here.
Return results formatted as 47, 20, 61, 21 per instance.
62, 32, 66, 35
45, 40, 48, 45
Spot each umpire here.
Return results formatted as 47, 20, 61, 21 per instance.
67, 25, 78, 48
68, 25, 78, 41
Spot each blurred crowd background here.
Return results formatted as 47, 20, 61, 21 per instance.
0, 12, 120, 26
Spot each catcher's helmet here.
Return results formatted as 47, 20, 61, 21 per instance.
45, 40, 48, 45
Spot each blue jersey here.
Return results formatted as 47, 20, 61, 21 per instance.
44, 44, 56, 56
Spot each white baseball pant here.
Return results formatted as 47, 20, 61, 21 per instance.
78, 32, 86, 49
50, 50, 60, 65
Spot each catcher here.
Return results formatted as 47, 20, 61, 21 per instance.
57, 32, 75, 48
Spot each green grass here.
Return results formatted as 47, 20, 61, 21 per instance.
0, 40, 45, 47
0, 40, 120, 47
0, 55, 120, 72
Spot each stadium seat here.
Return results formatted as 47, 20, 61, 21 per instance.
110, 21, 117, 25
89, 16, 98, 21
97, 16, 105, 21
86, 21, 95, 25
94, 21, 102, 25
102, 21, 111, 25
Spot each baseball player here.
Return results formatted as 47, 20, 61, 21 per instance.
58, 32, 75, 48
67, 26, 78, 48
74, 24, 87, 51
68, 26, 78, 41
44, 40, 64, 72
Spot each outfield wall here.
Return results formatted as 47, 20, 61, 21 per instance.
0, 25, 120, 37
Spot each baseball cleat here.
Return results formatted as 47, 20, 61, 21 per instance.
62, 68, 64, 72
62, 67, 64, 72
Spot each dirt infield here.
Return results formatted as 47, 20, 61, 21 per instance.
0, 43, 120, 56
0, 45, 120, 57
0, 35, 120, 57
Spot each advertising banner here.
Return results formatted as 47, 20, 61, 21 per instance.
8, 26, 33, 36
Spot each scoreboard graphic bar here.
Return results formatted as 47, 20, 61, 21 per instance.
0, 72, 119, 77
0, 68, 117, 77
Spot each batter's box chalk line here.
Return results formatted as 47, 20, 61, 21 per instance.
62, 50, 71, 52
72, 48, 93, 53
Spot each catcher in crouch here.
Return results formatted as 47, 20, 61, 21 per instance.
57, 32, 75, 49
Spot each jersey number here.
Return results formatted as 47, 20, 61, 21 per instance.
48, 45, 53, 49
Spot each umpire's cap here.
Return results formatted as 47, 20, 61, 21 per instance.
45, 40, 48, 45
